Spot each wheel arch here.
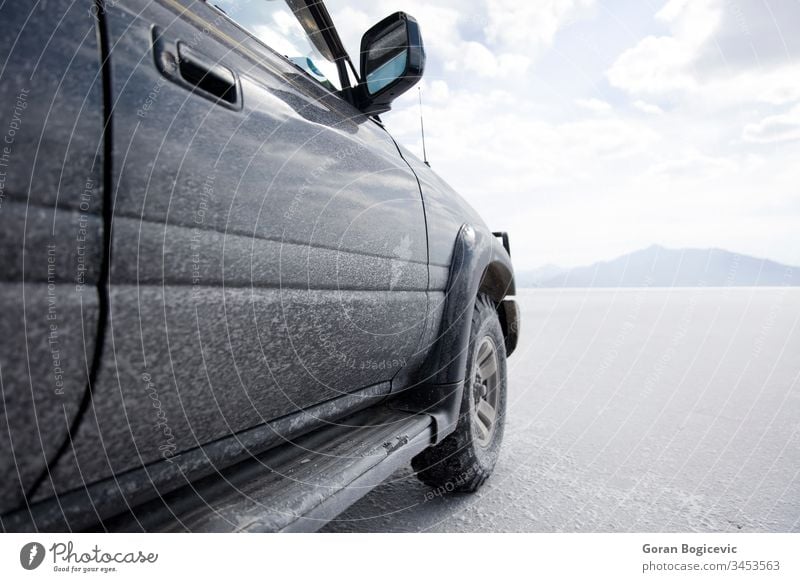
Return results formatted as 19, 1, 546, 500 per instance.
478, 243, 519, 357
392, 224, 518, 443
478, 256, 516, 302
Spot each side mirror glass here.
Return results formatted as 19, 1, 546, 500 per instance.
357, 12, 425, 115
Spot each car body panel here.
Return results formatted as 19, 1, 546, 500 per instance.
0, 1, 104, 513
397, 146, 489, 270
42, 0, 430, 495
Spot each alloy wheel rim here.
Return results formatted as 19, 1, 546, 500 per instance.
471, 336, 499, 448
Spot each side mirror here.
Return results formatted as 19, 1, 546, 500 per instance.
356, 12, 425, 115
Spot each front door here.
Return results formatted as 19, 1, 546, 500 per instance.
47, 0, 429, 493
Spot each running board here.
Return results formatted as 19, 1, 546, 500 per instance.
103, 406, 434, 532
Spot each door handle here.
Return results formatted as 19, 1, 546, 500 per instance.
152, 28, 241, 109
177, 42, 239, 105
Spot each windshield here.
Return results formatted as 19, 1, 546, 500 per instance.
211, 0, 342, 91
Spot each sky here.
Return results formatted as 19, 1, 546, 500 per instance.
325, 0, 800, 270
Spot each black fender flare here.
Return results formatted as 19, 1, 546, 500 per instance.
392, 224, 517, 443
423, 224, 515, 385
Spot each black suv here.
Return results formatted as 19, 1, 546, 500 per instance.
0, 0, 518, 532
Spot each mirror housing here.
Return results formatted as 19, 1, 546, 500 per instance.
356, 12, 425, 115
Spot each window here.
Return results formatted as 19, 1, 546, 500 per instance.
211, 0, 342, 91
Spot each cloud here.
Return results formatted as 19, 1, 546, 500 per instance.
323, 1, 800, 269
607, 0, 723, 95
743, 105, 800, 144
607, 0, 800, 106
633, 100, 664, 115
484, 0, 595, 54
425, 80, 451, 103
329, 0, 591, 80
692, 0, 800, 71
646, 151, 736, 179
446, 42, 531, 78
452, 41, 497, 76
575, 98, 612, 113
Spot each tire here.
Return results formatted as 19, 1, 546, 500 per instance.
411, 293, 507, 493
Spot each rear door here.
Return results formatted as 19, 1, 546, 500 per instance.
46, 0, 429, 493
0, 1, 104, 514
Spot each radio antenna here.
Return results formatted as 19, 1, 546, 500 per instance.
418, 87, 430, 167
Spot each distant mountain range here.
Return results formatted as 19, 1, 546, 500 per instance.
518, 245, 798, 288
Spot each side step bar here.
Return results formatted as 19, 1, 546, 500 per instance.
103, 406, 434, 532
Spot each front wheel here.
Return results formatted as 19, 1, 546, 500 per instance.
411, 294, 507, 493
